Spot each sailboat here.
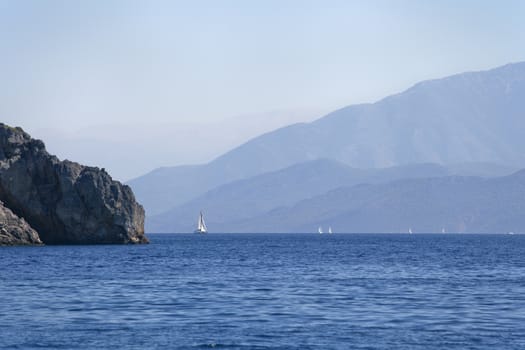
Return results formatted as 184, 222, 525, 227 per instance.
328, 226, 333, 234
408, 228, 413, 234
318, 226, 323, 234
194, 211, 208, 234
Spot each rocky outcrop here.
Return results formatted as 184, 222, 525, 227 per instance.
0, 201, 42, 246
0, 123, 148, 244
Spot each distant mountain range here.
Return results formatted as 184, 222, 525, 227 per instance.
217, 169, 525, 234
127, 62, 525, 233
146, 160, 516, 233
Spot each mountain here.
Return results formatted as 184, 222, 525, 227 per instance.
147, 160, 516, 233
145, 159, 354, 231
129, 62, 525, 216
146, 159, 370, 232
214, 169, 525, 234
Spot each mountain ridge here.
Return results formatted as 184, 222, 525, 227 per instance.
129, 61, 525, 217
213, 168, 525, 234
147, 160, 516, 233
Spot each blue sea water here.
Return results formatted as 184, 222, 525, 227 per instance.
1, 233, 525, 349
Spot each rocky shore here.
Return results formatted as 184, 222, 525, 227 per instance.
0, 123, 148, 245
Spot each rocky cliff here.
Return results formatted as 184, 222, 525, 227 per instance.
0, 201, 42, 246
0, 123, 148, 244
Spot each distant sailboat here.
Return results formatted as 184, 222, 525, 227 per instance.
194, 211, 208, 234
328, 226, 333, 234
318, 226, 323, 234
408, 228, 413, 234
441, 228, 446, 234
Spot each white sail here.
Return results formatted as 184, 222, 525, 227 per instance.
328, 227, 332, 234
197, 213, 202, 230
195, 211, 208, 234
408, 228, 413, 234
200, 212, 207, 232
318, 226, 323, 234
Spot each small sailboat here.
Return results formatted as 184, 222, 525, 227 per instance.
194, 211, 208, 234
318, 226, 323, 234
441, 228, 446, 234
328, 226, 333, 234
408, 228, 413, 234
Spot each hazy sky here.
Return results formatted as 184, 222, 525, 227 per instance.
1, 0, 525, 180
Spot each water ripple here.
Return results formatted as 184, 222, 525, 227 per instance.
1, 234, 525, 349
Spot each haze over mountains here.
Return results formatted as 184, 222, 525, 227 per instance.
128, 62, 525, 233
32, 109, 323, 182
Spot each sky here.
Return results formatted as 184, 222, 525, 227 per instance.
1, 0, 525, 180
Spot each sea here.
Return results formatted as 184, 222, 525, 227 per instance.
1, 233, 525, 350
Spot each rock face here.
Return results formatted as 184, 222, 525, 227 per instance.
0, 201, 42, 246
0, 123, 148, 244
